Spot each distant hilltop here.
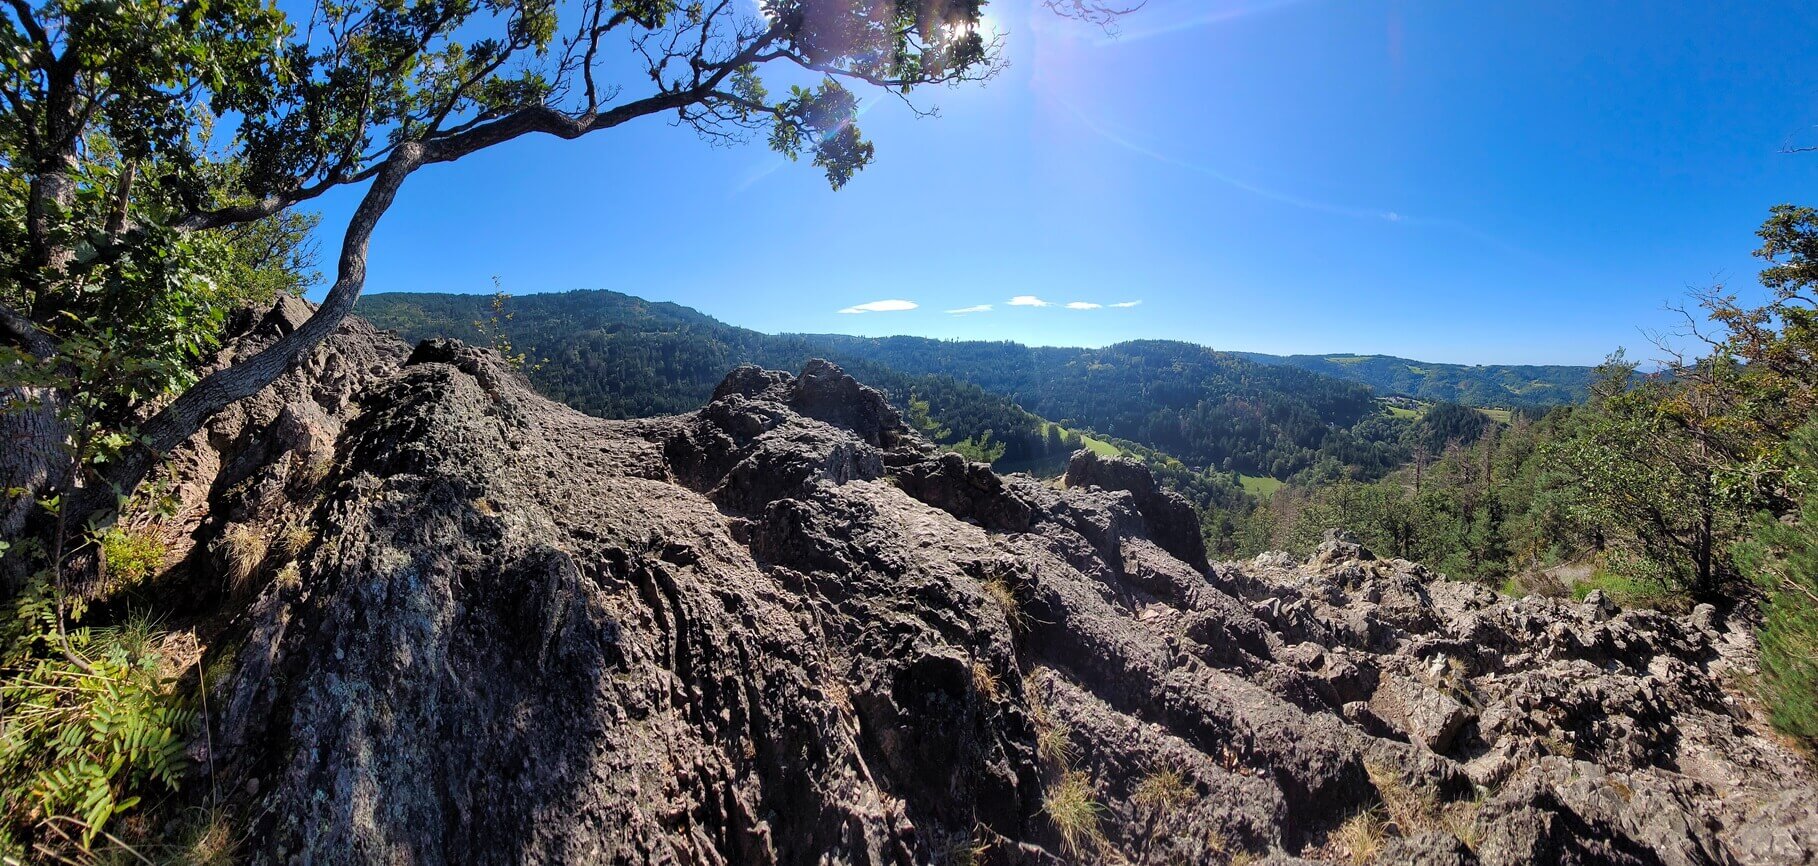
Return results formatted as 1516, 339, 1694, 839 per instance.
1233, 351, 1594, 407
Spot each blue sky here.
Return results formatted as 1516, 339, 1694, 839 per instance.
311, 0, 1818, 365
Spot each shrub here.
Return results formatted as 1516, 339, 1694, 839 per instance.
98, 526, 167, 589
1736, 424, 1818, 741
0, 582, 195, 854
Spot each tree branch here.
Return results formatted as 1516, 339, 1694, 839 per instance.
0, 300, 59, 360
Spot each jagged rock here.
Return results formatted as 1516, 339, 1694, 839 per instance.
1062, 449, 1209, 572
1311, 527, 1376, 569
145, 307, 1817, 865
891, 451, 1034, 532
1380, 833, 1475, 866
1370, 674, 1473, 753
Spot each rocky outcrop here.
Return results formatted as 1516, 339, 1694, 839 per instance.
157, 311, 1815, 865
1063, 448, 1209, 573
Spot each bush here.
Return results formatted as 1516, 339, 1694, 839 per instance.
1736, 425, 1818, 741
98, 526, 167, 589
0, 578, 195, 855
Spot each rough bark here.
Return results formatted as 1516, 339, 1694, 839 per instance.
0, 387, 64, 560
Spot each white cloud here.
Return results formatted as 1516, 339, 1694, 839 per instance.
1065, 302, 1102, 310
1109, 300, 1142, 308
838, 299, 918, 314
1007, 295, 1051, 307
947, 304, 993, 314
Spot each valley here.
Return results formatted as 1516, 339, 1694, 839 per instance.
357, 289, 1588, 575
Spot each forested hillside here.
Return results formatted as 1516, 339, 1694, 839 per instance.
1235, 351, 1594, 407
358, 290, 1093, 472
802, 334, 1388, 477
361, 290, 1411, 480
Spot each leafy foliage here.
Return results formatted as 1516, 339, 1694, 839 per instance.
97, 524, 166, 589
1735, 423, 1818, 738
0, 582, 194, 855
1, 0, 1084, 547
1239, 206, 1818, 743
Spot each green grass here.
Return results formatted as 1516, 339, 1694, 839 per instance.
1239, 473, 1283, 498
991, 423, 1124, 476
1043, 771, 1105, 857
1570, 569, 1683, 611
1476, 407, 1514, 423
1378, 396, 1425, 419
1078, 433, 1121, 457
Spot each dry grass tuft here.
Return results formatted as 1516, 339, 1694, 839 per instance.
1440, 797, 1483, 851
275, 561, 302, 589
279, 518, 316, 558
1043, 770, 1105, 858
296, 451, 335, 488
1036, 721, 1076, 768
1335, 807, 1388, 865
221, 523, 270, 591
178, 806, 239, 866
972, 661, 1002, 702
929, 826, 993, 866
981, 576, 1028, 631
1026, 681, 1075, 768
1366, 760, 1439, 835
1133, 767, 1195, 812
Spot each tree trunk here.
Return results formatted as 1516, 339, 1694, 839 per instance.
0, 388, 67, 553
2, 144, 79, 562
75, 145, 425, 528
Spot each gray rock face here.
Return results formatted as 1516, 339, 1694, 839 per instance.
164, 314, 1815, 865
1062, 449, 1210, 572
